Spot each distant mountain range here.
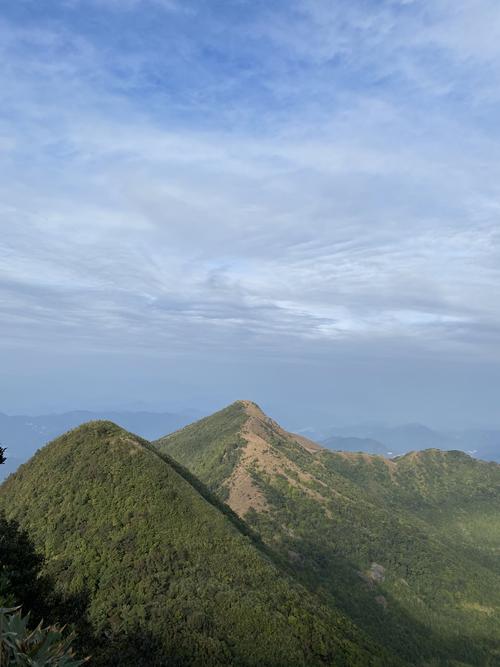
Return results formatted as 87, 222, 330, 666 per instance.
319, 423, 500, 461
0, 409, 198, 480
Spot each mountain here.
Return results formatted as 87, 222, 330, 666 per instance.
321, 423, 500, 462
157, 400, 500, 665
0, 420, 394, 667
321, 423, 455, 455
0, 409, 196, 480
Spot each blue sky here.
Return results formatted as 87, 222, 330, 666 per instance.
1, 0, 500, 427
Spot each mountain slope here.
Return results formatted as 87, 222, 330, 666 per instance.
160, 400, 322, 516
157, 401, 500, 666
0, 420, 394, 667
328, 447, 500, 568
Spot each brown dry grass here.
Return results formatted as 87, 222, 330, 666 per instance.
226, 401, 332, 517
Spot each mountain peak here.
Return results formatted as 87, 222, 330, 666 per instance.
157, 401, 323, 518
55, 419, 151, 456
233, 399, 265, 414
230, 400, 323, 453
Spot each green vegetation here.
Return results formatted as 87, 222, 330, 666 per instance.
158, 401, 500, 666
162, 402, 249, 500
0, 607, 84, 667
0, 445, 59, 625
0, 445, 85, 666
7, 402, 500, 665
0, 420, 398, 666
0, 512, 46, 613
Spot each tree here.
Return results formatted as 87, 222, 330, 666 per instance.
0, 512, 47, 612
0, 451, 86, 665
0, 442, 46, 611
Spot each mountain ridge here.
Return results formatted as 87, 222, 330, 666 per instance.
157, 401, 500, 665
319, 422, 500, 462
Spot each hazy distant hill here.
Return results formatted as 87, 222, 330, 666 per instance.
321, 423, 500, 461
454, 428, 500, 461
0, 409, 197, 480
321, 423, 454, 453
322, 435, 391, 456
157, 400, 500, 665
0, 420, 392, 666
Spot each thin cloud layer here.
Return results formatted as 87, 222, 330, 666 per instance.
0, 1, 499, 418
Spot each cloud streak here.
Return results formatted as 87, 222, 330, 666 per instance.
0, 0, 500, 419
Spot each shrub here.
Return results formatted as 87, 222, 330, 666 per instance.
0, 607, 86, 666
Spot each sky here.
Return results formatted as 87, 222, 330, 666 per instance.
1, 0, 500, 429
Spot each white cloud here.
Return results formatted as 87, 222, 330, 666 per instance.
0, 1, 499, 366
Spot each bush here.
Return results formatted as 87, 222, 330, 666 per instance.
0, 607, 86, 666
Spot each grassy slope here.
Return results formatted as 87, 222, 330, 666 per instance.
159, 401, 250, 500
0, 420, 396, 667
157, 403, 500, 666
321, 449, 500, 633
